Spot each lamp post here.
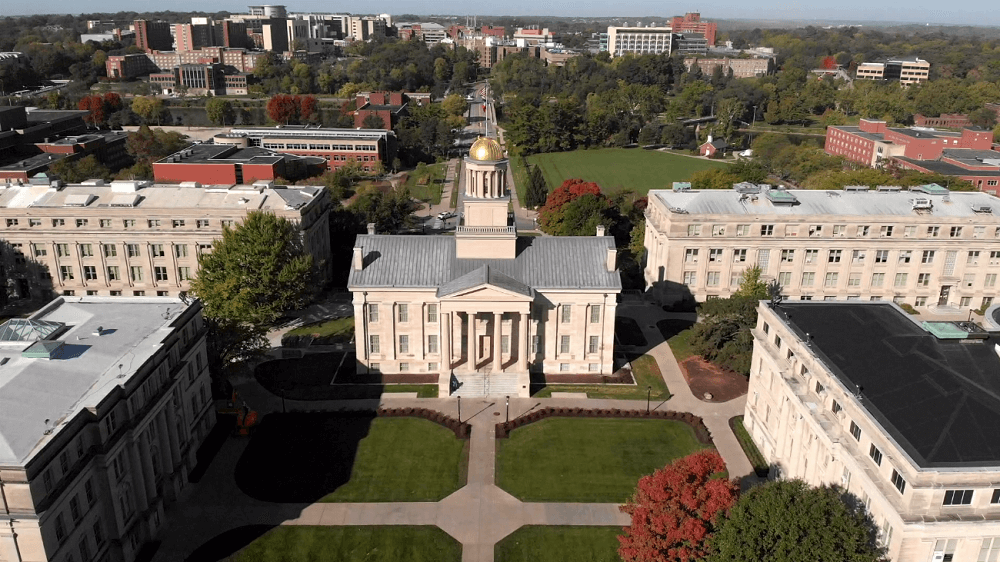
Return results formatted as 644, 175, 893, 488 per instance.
751, 105, 758, 128
457, 395, 461, 422
646, 386, 652, 414
506, 395, 510, 423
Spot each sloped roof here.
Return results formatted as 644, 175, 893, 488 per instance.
349, 235, 621, 292
437, 265, 533, 298
0, 318, 65, 341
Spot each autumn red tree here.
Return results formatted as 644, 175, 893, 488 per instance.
77, 95, 107, 126
102, 92, 123, 112
538, 178, 602, 232
618, 450, 739, 562
299, 95, 318, 122
267, 94, 300, 124
821, 56, 838, 70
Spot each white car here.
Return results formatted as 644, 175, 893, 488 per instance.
437, 211, 456, 220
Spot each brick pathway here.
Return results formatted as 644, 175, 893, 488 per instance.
151, 303, 751, 562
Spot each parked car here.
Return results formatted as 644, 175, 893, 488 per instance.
437, 211, 456, 220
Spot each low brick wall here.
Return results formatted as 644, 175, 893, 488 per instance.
495, 407, 712, 444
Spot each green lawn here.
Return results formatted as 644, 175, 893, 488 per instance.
282, 317, 354, 344
496, 417, 707, 502
405, 162, 446, 204
532, 354, 669, 400
225, 526, 461, 562
495, 526, 622, 562
322, 417, 467, 502
659, 319, 697, 362
235, 415, 466, 503
731, 415, 769, 477
527, 148, 728, 196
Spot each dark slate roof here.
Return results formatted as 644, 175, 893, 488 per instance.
437, 265, 533, 297
778, 302, 1000, 468
348, 235, 621, 291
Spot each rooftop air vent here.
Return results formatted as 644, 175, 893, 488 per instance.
972, 204, 993, 214
912, 197, 933, 211
843, 185, 869, 192
876, 185, 902, 193
733, 182, 760, 194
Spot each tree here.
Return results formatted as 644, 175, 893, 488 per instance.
538, 178, 603, 235
361, 113, 386, 129
131, 96, 163, 125
267, 94, 300, 124
299, 95, 318, 122
442, 93, 468, 117
205, 97, 235, 126
734, 264, 768, 299
125, 125, 189, 165
524, 164, 548, 209
49, 155, 111, 183
191, 211, 314, 329
969, 107, 998, 129
685, 265, 765, 376
348, 185, 415, 233
708, 480, 885, 562
619, 450, 739, 562
77, 95, 107, 126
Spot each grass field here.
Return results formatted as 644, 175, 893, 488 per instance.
405, 162, 447, 204
224, 526, 462, 562
281, 317, 354, 344
496, 417, 707, 502
235, 415, 467, 503
526, 148, 728, 196
730, 415, 769, 477
495, 526, 622, 562
659, 319, 697, 362
532, 355, 669, 400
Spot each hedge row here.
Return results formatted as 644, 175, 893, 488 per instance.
495, 407, 713, 444
377, 407, 471, 439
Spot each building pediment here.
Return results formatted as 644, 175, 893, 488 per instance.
442, 285, 533, 302
437, 265, 533, 301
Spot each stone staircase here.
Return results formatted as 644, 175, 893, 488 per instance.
451, 372, 521, 397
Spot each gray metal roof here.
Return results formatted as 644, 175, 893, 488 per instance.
349, 235, 621, 292
437, 265, 534, 298
652, 189, 1000, 218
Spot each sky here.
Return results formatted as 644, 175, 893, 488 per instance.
1, 0, 997, 27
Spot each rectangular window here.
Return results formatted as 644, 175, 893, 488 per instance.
801, 272, 815, 287
687, 224, 701, 236
894, 273, 908, 287
760, 224, 773, 236
942, 489, 973, 506
56, 243, 70, 257
172, 219, 185, 228
561, 305, 572, 323
850, 421, 861, 441
500, 334, 509, 354
736, 224, 750, 236
130, 266, 143, 281
148, 219, 161, 228
84, 479, 95, 505
368, 304, 379, 322
174, 244, 188, 258
828, 250, 842, 263
60, 265, 74, 280
890, 469, 906, 494
52, 218, 65, 227
848, 273, 860, 287
683, 271, 697, 285
84, 266, 97, 280
398, 303, 408, 323
922, 250, 935, 264
177, 267, 192, 281
964, 274, 975, 288
531, 335, 539, 354
4, 218, 16, 227
150, 244, 165, 257
106, 266, 120, 281
428, 335, 439, 354
880, 225, 893, 237
874, 250, 888, 263
28, 218, 41, 227
898, 250, 911, 264
968, 251, 981, 265
979, 537, 1000, 562
857, 225, 870, 237
399, 362, 409, 372
918, 273, 931, 286
757, 249, 770, 269
928, 226, 940, 237
79, 244, 93, 257
809, 224, 822, 237
869, 444, 883, 466
398, 335, 409, 354
560, 335, 570, 354
153, 266, 168, 281
707, 271, 720, 286
975, 226, 986, 238
76, 218, 88, 228
427, 304, 438, 323
712, 224, 726, 236
32, 243, 47, 257
950, 226, 963, 238
559, 363, 570, 372
733, 249, 747, 263
197, 219, 210, 228
369, 335, 380, 354
832, 400, 842, 414
805, 249, 818, 264
589, 336, 599, 354
708, 248, 723, 262
833, 224, 846, 236
777, 271, 791, 287
851, 250, 865, 263
590, 306, 600, 323
904, 225, 916, 237
123, 219, 135, 228
127, 243, 140, 257
102, 244, 117, 258
70, 496, 82, 522
825, 272, 838, 287
781, 249, 795, 262
685, 248, 699, 263
55, 513, 66, 542
92, 519, 105, 547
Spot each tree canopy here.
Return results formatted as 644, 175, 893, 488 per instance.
708, 480, 885, 562
686, 265, 766, 376
619, 450, 739, 562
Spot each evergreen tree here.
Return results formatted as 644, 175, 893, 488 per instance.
525, 165, 548, 209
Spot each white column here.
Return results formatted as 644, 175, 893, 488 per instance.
519, 312, 529, 371
468, 312, 476, 369
442, 312, 451, 371
493, 312, 503, 372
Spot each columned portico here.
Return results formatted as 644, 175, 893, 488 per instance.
443, 301, 531, 374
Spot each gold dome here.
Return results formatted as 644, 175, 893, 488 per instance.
469, 137, 505, 161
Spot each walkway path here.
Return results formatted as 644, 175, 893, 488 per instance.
151, 303, 751, 562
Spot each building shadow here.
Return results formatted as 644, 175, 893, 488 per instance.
183, 525, 273, 562
0, 239, 55, 315
234, 411, 375, 503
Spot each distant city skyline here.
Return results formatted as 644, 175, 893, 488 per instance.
1, 0, 997, 27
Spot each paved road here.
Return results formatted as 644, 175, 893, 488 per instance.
151, 303, 751, 562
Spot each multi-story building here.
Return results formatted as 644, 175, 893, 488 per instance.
643, 183, 1000, 311
606, 26, 674, 57
349, 137, 620, 397
152, 143, 325, 184
856, 56, 930, 85
133, 20, 173, 52
684, 56, 774, 78
397, 23, 447, 44
670, 12, 717, 46
0, 295, 214, 562
220, 126, 396, 172
0, 180, 332, 299
825, 119, 1000, 192
512, 27, 558, 46
672, 33, 708, 56
348, 16, 387, 41
747, 300, 1000, 561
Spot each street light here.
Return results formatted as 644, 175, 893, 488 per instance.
457, 395, 461, 422
506, 395, 510, 423
646, 386, 652, 414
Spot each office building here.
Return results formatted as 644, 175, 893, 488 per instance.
684, 57, 774, 78
643, 183, 1000, 310
133, 20, 173, 52
219, 126, 396, 172
747, 301, 1000, 561
670, 12, 717, 46
606, 26, 674, 57
856, 57, 930, 85
0, 295, 213, 562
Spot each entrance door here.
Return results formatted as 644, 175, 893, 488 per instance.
938, 285, 951, 306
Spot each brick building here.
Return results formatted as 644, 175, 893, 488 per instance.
913, 113, 973, 128
670, 12, 717, 46
133, 20, 172, 52
152, 143, 325, 184
219, 126, 397, 172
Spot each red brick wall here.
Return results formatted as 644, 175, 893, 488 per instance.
152, 163, 237, 184
858, 119, 887, 134
241, 163, 279, 183
824, 127, 874, 165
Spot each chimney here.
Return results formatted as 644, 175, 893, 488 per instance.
596, 224, 606, 237
606, 246, 617, 271
366, 222, 375, 235
353, 246, 363, 270
707, 134, 713, 143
